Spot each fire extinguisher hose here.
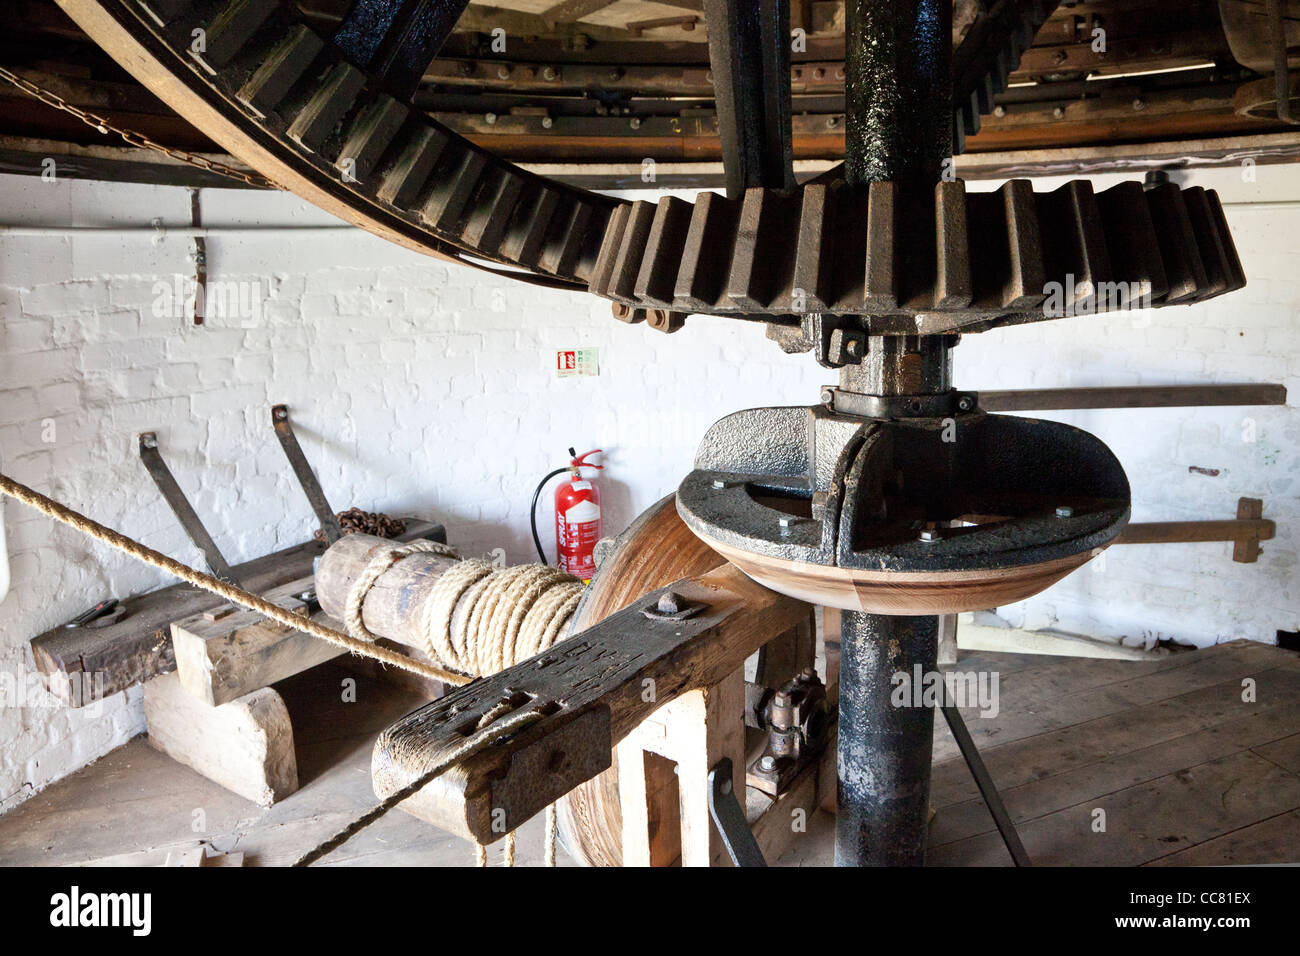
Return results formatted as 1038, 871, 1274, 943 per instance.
530, 466, 570, 565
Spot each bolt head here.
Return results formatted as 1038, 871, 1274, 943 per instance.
993, 105, 1006, 117
484, 112, 497, 125
919, 528, 939, 542
758, 755, 777, 772
1055, 506, 1074, 518
541, 116, 554, 129
656, 591, 682, 615
821, 388, 835, 406
957, 396, 974, 412
543, 66, 558, 81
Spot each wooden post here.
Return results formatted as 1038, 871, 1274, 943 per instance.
619, 667, 747, 867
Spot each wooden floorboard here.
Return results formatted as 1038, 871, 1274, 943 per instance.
0, 641, 1296, 866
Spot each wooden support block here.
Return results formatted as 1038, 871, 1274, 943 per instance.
143, 672, 297, 807
1233, 497, 1265, 564
620, 667, 746, 867
170, 576, 342, 706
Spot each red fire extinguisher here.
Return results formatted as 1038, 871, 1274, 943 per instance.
532, 448, 603, 581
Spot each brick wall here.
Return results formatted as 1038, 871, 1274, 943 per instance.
0, 164, 1296, 810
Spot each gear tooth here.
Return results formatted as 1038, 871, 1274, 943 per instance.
286, 61, 367, 153
418, 148, 487, 233
726, 189, 777, 310
1182, 187, 1231, 300
675, 192, 738, 310
1040, 181, 1112, 312
953, 114, 967, 155
190, 0, 275, 74
1206, 190, 1248, 292
589, 202, 631, 296
934, 181, 972, 309
1097, 181, 1169, 305
793, 184, 832, 311
1000, 180, 1046, 309
335, 94, 407, 184
542, 200, 596, 279
377, 125, 448, 208
506, 187, 561, 268
864, 182, 898, 311
1145, 182, 1209, 303
967, 91, 982, 136
237, 24, 324, 117
635, 196, 693, 307
462, 170, 525, 255
607, 200, 657, 301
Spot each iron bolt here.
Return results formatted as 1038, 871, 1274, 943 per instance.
758, 755, 777, 772
496, 65, 511, 79
542, 66, 558, 81
773, 690, 791, 707
485, 112, 497, 125
957, 395, 975, 412
821, 387, 835, 406
1056, 506, 1074, 518
629, 117, 642, 129
826, 115, 839, 128
656, 591, 682, 615
778, 515, 804, 531
542, 116, 553, 129
919, 528, 940, 542
1053, 106, 1065, 119
1133, 98, 1146, 111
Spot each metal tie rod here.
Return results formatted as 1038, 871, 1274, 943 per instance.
137, 431, 239, 586
707, 757, 767, 867
940, 694, 1032, 867
271, 404, 343, 544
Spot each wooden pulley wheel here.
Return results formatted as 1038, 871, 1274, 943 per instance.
554, 494, 724, 867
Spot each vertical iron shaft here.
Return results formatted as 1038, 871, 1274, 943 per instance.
843, 0, 952, 190
836, 611, 938, 866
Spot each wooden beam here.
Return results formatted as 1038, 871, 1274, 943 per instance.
1115, 498, 1275, 565
979, 384, 1288, 412
372, 564, 809, 843
32, 519, 444, 707
170, 575, 342, 706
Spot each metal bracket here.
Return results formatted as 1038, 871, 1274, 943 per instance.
707, 757, 767, 867
137, 431, 239, 586
271, 404, 343, 544
189, 188, 206, 326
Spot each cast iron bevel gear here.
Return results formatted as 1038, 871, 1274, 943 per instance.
588, 176, 1247, 336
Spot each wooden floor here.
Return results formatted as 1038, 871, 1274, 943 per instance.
1, 640, 1298, 866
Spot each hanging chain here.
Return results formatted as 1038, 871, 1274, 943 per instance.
0, 66, 279, 190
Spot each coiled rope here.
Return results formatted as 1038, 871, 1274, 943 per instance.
1, 473, 584, 867
343, 542, 585, 866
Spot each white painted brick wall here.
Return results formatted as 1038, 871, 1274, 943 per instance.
0, 164, 1297, 811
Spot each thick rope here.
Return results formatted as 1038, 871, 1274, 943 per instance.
344, 539, 460, 644
0, 474, 467, 685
